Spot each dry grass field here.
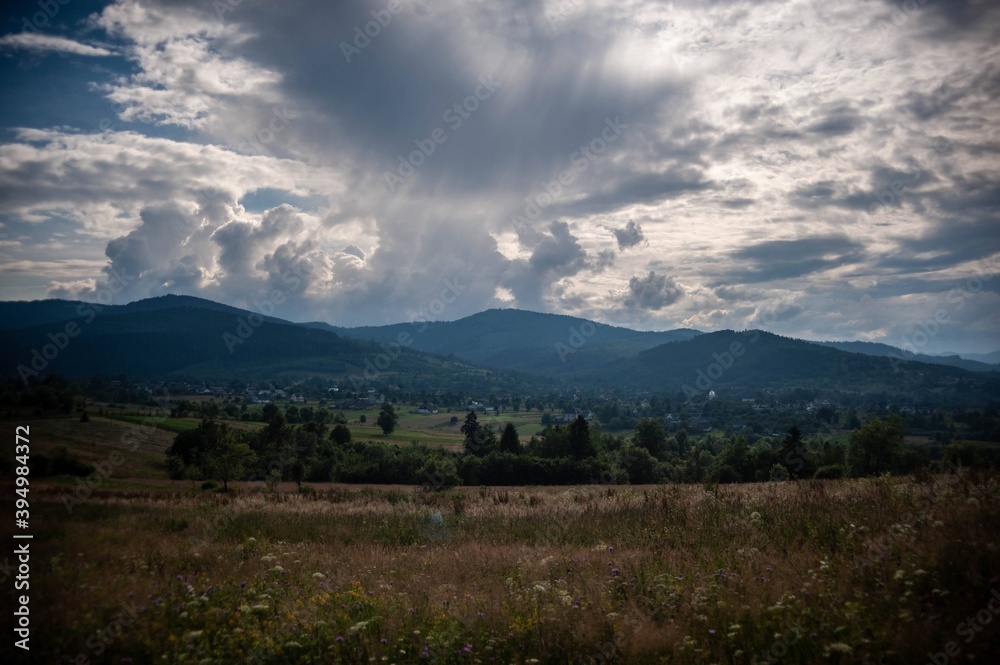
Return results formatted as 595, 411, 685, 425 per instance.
19, 471, 1000, 664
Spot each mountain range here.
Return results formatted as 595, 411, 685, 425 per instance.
1, 295, 997, 401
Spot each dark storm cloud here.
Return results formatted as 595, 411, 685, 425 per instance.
724, 235, 865, 284
223, 0, 687, 199
502, 220, 590, 309
878, 218, 1000, 273
612, 219, 644, 250
622, 271, 684, 310
805, 103, 863, 137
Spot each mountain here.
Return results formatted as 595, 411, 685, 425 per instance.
0, 297, 523, 391
2, 296, 997, 403
0, 294, 284, 331
569, 330, 1000, 401
814, 340, 998, 373
956, 351, 1000, 365
318, 308, 701, 374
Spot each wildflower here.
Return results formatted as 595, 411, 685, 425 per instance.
611, 568, 620, 576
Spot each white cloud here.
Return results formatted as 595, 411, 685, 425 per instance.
0, 33, 114, 57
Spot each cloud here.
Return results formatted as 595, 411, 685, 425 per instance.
724, 235, 866, 284
0, 33, 115, 57
612, 219, 645, 250
0, 0, 998, 352
622, 271, 684, 310
501, 220, 593, 309
341, 244, 366, 261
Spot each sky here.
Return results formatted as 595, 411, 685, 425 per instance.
0, 0, 998, 354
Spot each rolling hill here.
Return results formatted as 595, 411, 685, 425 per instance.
814, 340, 997, 373
0, 297, 525, 391
315, 308, 701, 374
573, 330, 1000, 401
1, 296, 997, 402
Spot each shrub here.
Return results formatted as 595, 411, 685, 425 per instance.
814, 464, 844, 480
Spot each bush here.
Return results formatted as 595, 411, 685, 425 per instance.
717, 465, 740, 484
814, 465, 844, 480
200, 480, 218, 490
418, 458, 460, 491
769, 463, 790, 481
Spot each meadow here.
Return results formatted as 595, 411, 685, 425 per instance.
5, 414, 998, 663
19, 470, 1000, 664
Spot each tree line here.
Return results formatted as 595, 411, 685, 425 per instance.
165, 404, 998, 490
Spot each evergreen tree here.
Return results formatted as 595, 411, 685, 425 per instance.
499, 422, 521, 454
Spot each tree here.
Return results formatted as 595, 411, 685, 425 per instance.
621, 445, 658, 484
359, 414, 367, 424
461, 411, 480, 439
200, 425, 255, 491
674, 428, 689, 456
418, 457, 461, 491
377, 402, 398, 436
634, 418, 667, 457
846, 415, 903, 477
780, 425, 809, 478
568, 415, 594, 458
461, 412, 498, 456
499, 423, 521, 454
331, 423, 352, 445
262, 402, 280, 422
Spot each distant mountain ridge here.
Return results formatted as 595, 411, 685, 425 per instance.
1, 295, 997, 402
317, 308, 702, 374
814, 340, 998, 373
0, 296, 511, 391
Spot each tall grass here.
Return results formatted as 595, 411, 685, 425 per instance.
28, 473, 1000, 663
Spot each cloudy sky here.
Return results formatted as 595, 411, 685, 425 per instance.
0, 0, 998, 354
